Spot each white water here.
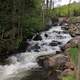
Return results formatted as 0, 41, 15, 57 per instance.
0, 26, 72, 80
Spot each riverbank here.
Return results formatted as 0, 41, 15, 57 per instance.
0, 24, 72, 80
0, 16, 80, 80
35, 17, 80, 80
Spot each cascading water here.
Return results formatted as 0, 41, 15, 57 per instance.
0, 26, 72, 80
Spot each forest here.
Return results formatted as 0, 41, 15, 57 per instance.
53, 2, 80, 17
0, 0, 80, 57
0, 0, 44, 57
0, 0, 80, 80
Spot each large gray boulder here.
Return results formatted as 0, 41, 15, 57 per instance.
37, 54, 69, 69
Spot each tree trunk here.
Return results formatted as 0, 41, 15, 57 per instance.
52, 1, 54, 10
50, 0, 52, 9
46, 0, 49, 9
12, 0, 16, 39
42, 0, 45, 26
68, 0, 71, 17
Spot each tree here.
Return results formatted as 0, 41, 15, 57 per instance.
0, 0, 43, 58
50, 0, 53, 9
68, 0, 71, 17
46, 0, 49, 9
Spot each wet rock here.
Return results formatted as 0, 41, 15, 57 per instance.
62, 36, 80, 51
37, 54, 68, 69
61, 42, 71, 51
36, 53, 74, 80
49, 42, 58, 46
62, 31, 68, 34
59, 22, 68, 26
36, 54, 71, 80
33, 44, 40, 49
37, 55, 49, 69
52, 23, 58, 26
56, 51, 63, 54
61, 26, 69, 30
56, 35, 66, 39
49, 41, 62, 46
33, 34, 42, 41
45, 33, 48, 37
42, 43, 47, 45
28, 43, 40, 52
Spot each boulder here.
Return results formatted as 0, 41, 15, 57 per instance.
49, 41, 62, 46
68, 23, 80, 36
37, 54, 69, 69
45, 33, 48, 38
37, 53, 74, 80
62, 36, 80, 51
71, 36, 80, 44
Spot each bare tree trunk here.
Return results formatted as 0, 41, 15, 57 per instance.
52, 0, 54, 10
46, 0, 49, 9
68, 0, 71, 17
42, 0, 45, 26
50, 0, 52, 9
12, 0, 16, 39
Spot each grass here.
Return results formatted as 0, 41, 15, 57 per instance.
69, 47, 78, 64
62, 47, 78, 80
62, 75, 76, 80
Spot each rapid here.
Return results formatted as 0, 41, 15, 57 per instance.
0, 26, 72, 80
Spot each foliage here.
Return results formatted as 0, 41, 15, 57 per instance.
22, 15, 44, 38
69, 47, 78, 65
0, 0, 43, 57
53, 2, 80, 17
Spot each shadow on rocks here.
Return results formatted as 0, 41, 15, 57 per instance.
21, 67, 60, 80
21, 68, 48, 80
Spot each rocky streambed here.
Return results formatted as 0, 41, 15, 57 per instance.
0, 25, 72, 80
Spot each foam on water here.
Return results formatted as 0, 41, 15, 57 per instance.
0, 26, 72, 80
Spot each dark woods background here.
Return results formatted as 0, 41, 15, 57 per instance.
0, 0, 44, 57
